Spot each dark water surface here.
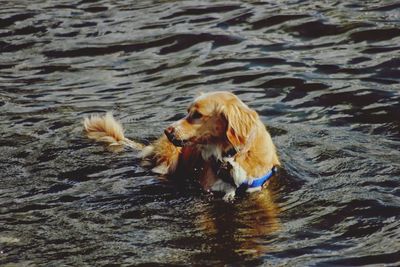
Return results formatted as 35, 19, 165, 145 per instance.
1, 0, 400, 266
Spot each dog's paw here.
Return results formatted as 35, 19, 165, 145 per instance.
223, 191, 236, 202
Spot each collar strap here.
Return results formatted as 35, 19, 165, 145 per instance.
240, 166, 277, 188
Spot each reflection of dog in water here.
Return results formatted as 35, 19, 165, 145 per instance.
83, 91, 280, 201
195, 190, 281, 260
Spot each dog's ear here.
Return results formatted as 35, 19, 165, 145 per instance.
222, 102, 258, 149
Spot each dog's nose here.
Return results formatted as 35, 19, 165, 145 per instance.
164, 126, 175, 139
164, 125, 185, 147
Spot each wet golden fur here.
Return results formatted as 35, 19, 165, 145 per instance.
83, 91, 280, 200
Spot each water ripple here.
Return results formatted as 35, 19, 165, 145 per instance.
0, 0, 399, 266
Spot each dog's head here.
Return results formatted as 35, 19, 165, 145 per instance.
164, 91, 258, 151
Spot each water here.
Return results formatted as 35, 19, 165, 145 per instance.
1, 0, 400, 265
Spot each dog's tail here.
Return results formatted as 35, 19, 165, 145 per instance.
83, 112, 144, 150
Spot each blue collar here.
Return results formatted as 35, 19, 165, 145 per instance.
240, 166, 277, 188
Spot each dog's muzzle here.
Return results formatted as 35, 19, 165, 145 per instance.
164, 127, 187, 147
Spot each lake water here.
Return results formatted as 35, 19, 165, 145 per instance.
1, 0, 399, 266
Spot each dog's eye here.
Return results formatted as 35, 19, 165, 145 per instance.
191, 111, 203, 120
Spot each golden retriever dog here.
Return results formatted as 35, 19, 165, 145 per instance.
83, 91, 280, 201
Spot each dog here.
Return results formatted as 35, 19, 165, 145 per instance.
83, 91, 280, 201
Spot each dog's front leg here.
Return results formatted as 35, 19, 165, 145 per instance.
222, 157, 247, 187
210, 157, 247, 201
211, 179, 236, 202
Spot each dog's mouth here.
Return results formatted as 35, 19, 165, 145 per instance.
164, 130, 187, 147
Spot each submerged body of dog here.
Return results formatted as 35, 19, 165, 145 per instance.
84, 91, 280, 200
